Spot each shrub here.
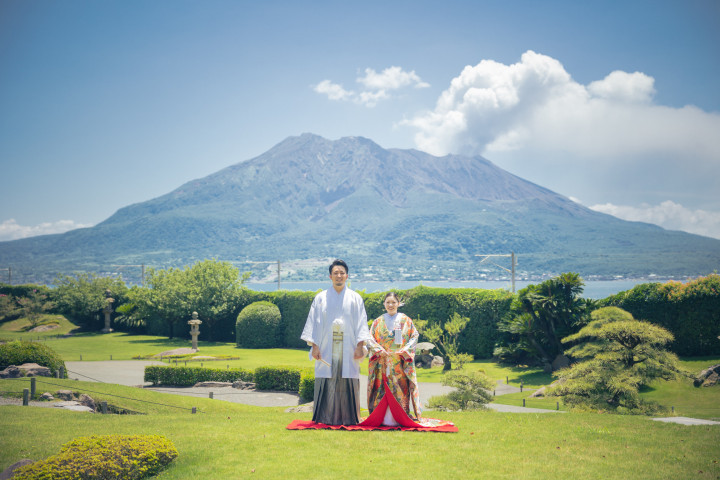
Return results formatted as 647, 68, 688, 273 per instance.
144, 365, 253, 387
235, 301, 281, 348
427, 370, 493, 411
299, 369, 314, 402
13, 434, 178, 480
254, 366, 303, 391
0, 340, 67, 377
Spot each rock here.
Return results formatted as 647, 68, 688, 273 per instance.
193, 381, 233, 388
529, 378, 566, 398
29, 324, 59, 333
17, 363, 52, 377
39, 392, 54, 401
414, 353, 435, 369
529, 387, 547, 398
285, 403, 313, 413
55, 390, 76, 401
702, 372, 719, 387
0, 459, 34, 480
0, 366, 22, 379
694, 364, 720, 387
232, 380, 256, 390
430, 356, 445, 368
54, 401, 94, 412
79, 393, 96, 411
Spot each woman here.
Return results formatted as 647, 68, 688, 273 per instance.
366, 292, 421, 425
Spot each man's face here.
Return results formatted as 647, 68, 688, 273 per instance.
329, 265, 348, 290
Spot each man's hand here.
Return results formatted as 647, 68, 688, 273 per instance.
353, 344, 366, 360
311, 343, 321, 360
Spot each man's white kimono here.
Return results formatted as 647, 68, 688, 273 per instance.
300, 286, 371, 424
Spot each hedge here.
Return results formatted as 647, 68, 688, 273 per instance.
144, 365, 253, 387
235, 301, 282, 348
13, 435, 178, 480
600, 274, 720, 356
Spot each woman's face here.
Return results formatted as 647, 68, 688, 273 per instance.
384, 296, 399, 315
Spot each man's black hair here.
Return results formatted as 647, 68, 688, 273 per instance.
329, 259, 349, 275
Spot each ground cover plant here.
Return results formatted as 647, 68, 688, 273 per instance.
0, 378, 718, 479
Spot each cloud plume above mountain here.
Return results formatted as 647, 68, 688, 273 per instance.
0, 219, 92, 241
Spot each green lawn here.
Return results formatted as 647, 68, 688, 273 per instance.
0, 378, 718, 479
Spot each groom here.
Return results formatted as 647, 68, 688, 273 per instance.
300, 259, 370, 425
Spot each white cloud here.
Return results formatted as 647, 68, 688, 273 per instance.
0, 219, 92, 241
589, 201, 720, 240
314, 66, 429, 107
404, 50, 720, 163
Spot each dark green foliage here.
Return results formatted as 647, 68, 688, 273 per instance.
52, 273, 128, 331
551, 307, 681, 414
143, 365, 253, 386
131, 259, 249, 340
13, 434, 178, 480
427, 370, 494, 411
0, 340, 67, 377
266, 290, 317, 348
600, 274, 720, 355
235, 301, 282, 348
364, 286, 513, 359
494, 273, 593, 369
254, 366, 303, 391
299, 370, 314, 402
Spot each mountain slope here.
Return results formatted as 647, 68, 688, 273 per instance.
2, 133, 719, 283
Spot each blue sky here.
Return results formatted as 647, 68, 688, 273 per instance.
1, 0, 719, 240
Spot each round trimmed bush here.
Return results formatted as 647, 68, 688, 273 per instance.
0, 340, 67, 377
235, 301, 281, 348
13, 434, 178, 480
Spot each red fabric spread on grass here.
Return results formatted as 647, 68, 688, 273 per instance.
287, 376, 458, 433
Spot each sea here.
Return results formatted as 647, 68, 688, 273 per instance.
245, 279, 658, 299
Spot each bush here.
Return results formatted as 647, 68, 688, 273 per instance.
13, 434, 178, 480
299, 369, 314, 402
427, 370, 493, 411
0, 340, 67, 377
144, 365, 253, 387
254, 366, 303, 391
235, 301, 282, 348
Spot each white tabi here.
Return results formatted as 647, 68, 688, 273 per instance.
301, 286, 371, 425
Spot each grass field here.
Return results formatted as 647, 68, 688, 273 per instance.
0, 378, 719, 479
1, 315, 719, 479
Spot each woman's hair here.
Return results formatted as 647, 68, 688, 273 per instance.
383, 292, 404, 307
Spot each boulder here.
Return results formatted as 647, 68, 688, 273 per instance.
55, 390, 76, 401
79, 393, 96, 411
694, 364, 720, 387
0, 366, 22, 379
193, 381, 233, 388
702, 372, 719, 387
232, 380, 256, 390
54, 401, 94, 412
551, 355, 570, 372
0, 459, 34, 480
430, 356, 445, 368
39, 392, 54, 401
414, 353, 435, 369
285, 403, 313, 413
17, 363, 52, 377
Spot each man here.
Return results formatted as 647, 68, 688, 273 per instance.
300, 259, 371, 425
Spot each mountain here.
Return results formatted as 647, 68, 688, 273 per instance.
2, 133, 719, 284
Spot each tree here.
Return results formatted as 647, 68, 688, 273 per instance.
416, 312, 474, 370
494, 272, 593, 371
53, 273, 128, 329
131, 259, 249, 340
0, 294, 19, 320
550, 307, 683, 413
427, 370, 494, 411
17, 289, 55, 329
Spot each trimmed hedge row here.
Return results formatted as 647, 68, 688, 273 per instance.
144, 365, 315, 400
144, 365, 253, 387
14, 435, 178, 480
600, 274, 720, 356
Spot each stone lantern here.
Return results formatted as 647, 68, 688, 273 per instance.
188, 312, 202, 351
102, 289, 114, 333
